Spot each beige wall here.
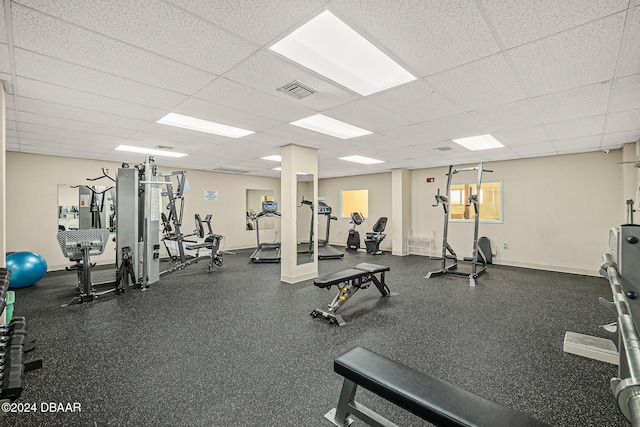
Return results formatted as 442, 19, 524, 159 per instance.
7, 147, 630, 276
411, 150, 624, 276
318, 172, 393, 251
6, 152, 280, 270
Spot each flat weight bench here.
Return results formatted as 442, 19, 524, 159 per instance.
325, 346, 552, 427
311, 263, 395, 327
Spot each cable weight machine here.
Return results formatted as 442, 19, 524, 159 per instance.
426, 162, 492, 286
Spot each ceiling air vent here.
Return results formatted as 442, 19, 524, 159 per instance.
277, 80, 318, 99
212, 167, 252, 174
434, 146, 453, 151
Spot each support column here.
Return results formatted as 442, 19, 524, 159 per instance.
0, 82, 5, 268
280, 144, 318, 283
391, 168, 411, 256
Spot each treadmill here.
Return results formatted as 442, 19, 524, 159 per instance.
249, 201, 281, 263
317, 201, 344, 260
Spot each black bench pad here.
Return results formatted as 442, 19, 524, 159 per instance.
314, 269, 363, 289
335, 346, 551, 427
354, 263, 389, 273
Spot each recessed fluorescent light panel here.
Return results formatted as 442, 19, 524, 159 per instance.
157, 113, 254, 138
270, 11, 416, 96
453, 134, 504, 151
115, 145, 188, 158
261, 155, 282, 162
339, 155, 384, 165
291, 114, 371, 139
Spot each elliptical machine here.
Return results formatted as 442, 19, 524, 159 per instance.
346, 212, 364, 251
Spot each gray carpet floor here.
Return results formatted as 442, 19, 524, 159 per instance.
0, 248, 628, 426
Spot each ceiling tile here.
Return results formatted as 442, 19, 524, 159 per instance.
469, 99, 541, 132
18, 111, 137, 138
426, 54, 526, 111
223, 50, 358, 111
419, 114, 487, 140
16, 78, 167, 121
18, 137, 111, 155
331, 0, 500, 76
165, 0, 326, 45
195, 77, 315, 123
14, 49, 188, 109
172, 97, 280, 132
241, 132, 296, 148
610, 73, 640, 113
617, 6, 640, 78
18, 97, 148, 130
380, 124, 447, 145
544, 115, 605, 140
18, 130, 111, 147
479, 0, 629, 48
18, 122, 126, 144
131, 124, 235, 146
552, 135, 602, 152
262, 123, 336, 146
602, 130, 640, 146
508, 13, 625, 96
15, 0, 258, 74
0, 5, 6, 44
605, 109, 640, 133
319, 140, 386, 159
444, 151, 491, 164
493, 126, 549, 146
366, 79, 463, 123
12, 4, 216, 95
323, 99, 411, 132
531, 82, 611, 123
510, 141, 557, 156
0, 43, 10, 74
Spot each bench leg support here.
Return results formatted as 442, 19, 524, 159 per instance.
325, 378, 357, 426
325, 378, 399, 427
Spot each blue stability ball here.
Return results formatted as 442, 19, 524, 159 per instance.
6, 252, 48, 288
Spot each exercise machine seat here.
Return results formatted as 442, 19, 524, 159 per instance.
314, 269, 363, 289
365, 217, 387, 254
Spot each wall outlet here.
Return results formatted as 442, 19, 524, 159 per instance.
503, 243, 508, 249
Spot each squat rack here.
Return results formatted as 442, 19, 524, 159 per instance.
426, 162, 492, 286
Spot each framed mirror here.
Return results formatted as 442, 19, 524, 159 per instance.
57, 184, 115, 231
296, 173, 314, 265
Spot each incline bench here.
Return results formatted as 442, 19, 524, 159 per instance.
325, 346, 552, 427
311, 263, 395, 326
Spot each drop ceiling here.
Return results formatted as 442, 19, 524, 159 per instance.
2, 0, 639, 178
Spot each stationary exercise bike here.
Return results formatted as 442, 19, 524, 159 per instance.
346, 212, 364, 251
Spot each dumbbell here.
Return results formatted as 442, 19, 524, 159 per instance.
0, 334, 26, 349
0, 320, 27, 336
0, 363, 24, 400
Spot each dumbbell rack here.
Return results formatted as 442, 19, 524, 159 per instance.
0, 268, 42, 415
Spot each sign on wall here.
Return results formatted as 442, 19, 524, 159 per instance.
204, 190, 219, 201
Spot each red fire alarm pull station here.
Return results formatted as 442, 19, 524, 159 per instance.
426, 177, 435, 183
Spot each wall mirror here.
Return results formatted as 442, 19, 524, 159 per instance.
296, 173, 314, 265
57, 184, 115, 231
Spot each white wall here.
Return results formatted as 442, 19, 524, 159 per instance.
6, 152, 280, 270
411, 151, 624, 276
7, 147, 628, 276
318, 172, 393, 251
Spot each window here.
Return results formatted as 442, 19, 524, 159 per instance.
341, 189, 369, 218
449, 181, 502, 223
